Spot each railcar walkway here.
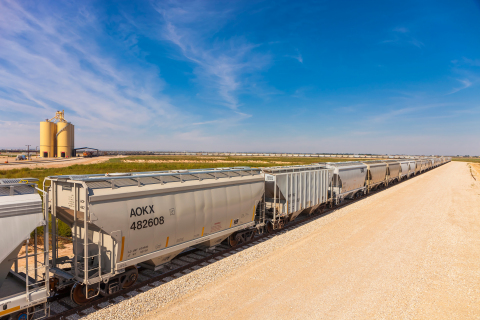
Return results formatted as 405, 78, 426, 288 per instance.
139, 162, 480, 320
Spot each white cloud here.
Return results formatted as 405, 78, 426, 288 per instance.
449, 79, 472, 94
393, 27, 409, 33
382, 26, 424, 48
0, 0, 190, 148
370, 103, 449, 123
153, 1, 271, 111
285, 49, 303, 64
462, 57, 480, 66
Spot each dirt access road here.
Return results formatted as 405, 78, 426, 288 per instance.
143, 162, 480, 320
0, 156, 118, 170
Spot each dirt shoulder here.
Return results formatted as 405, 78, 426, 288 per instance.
139, 162, 480, 320
470, 163, 480, 180
0, 156, 121, 170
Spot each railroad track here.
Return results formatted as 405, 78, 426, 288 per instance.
44, 171, 429, 320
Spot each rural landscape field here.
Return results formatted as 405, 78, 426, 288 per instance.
1, 0, 479, 319
0, 155, 372, 185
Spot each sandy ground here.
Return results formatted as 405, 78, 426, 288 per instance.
470, 163, 480, 180
142, 162, 480, 320
0, 156, 119, 170
13, 243, 73, 274
123, 159, 293, 164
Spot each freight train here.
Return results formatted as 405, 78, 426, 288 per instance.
0, 157, 451, 319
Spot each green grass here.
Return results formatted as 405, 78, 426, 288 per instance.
0, 155, 370, 187
120, 154, 358, 163
452, 157, 480, 163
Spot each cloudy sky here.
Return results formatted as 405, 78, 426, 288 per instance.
1, 0, 479, 155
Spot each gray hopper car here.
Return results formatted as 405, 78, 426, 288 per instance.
325, 162, 367, 204
0, 179, 50, 320
363, 161, 388, 191
398, 160, 411, 180
261, 164, 333, 231
383, 160, 401, 184
46, 167, 264, 304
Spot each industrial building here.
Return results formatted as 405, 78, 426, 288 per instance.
39, 110, 74, 158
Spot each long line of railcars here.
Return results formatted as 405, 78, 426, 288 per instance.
0, 157, 451, 319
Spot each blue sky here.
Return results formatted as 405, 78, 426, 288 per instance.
0, 0, 479, 155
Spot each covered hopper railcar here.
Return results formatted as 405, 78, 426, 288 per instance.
45, 167, 264, 304
363, 161, 387, 191
0, 179, 50, 320
261, 164, 333, 232
383, 160, 401, 184
398, 160, 414, 180
325, 162, 367, 204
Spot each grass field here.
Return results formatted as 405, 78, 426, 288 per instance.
452, 157, 480, 163
0, 155, 370, 187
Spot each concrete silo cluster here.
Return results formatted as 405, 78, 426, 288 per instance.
39, 110, 75, 158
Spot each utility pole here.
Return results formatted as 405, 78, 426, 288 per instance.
25, 145, 31, 160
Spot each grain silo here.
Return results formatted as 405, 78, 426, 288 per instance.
70, 124, 75, 156
39, 121, 57, 158
56, 121, 72, 158
39, 110, 75, 158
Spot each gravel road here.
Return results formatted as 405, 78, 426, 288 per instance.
85, 162, 480, 320
0, 156, 118, 170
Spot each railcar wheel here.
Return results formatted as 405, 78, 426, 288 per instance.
248, 229, 257, 241
10, 307, 34, 320
266, 221, 274, 233
122, 266, 138, 288
229, 233, 245, 247
236, 233, 246, 244
229, 230, 256, 247
71, 283, 97, 305
229, 234, 238, 247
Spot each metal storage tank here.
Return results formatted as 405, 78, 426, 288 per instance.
46, 167, 264, 304
56, 121, 72, 158
39, 121, 57, 158
262, 164, 333, 230
325, 162, 367, 203
70, 124, 75, 156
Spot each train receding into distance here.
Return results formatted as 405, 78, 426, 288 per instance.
0, 157, 451, 319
